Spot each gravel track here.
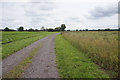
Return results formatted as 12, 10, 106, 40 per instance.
21, 33, 59, 78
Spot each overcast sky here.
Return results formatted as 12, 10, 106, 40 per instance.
0, 0, 119, 30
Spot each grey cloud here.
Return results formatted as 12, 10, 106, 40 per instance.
39, 2, 55, 11
23, 2, 55, 11
67, 17, 81, 23
0, 2, 36, 29
24, 9, 52, 17
23, 1, 56, 25
27, 0, 55, 11
30, 0, 53, 3
31, 17, 46, 24
88, 4, 117, 19
2, 18, 16, 22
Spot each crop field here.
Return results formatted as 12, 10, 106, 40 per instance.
62, 31, 118, 77
2, 32, 54, 59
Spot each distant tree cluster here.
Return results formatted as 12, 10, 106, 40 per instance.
17, 26, 24, 31
2, 27, 16, 31
46, 24, 66, 32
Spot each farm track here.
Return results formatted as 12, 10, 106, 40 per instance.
2, 33, 59, 78
21, 33, 59, 78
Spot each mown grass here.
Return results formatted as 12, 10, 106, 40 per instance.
2, 32, 45, 44
62, 31, 118, 77
2, 32, 55, 59
55, 34, 109, 78
3, 42, 42, 78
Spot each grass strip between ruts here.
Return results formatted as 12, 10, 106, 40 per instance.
3, 43, 42, 78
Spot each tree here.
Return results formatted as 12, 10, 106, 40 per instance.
25, 29, 28, 31
47, 28, 54, 32
3, 27, 15, 31
18, 26, 24, 31
67, 30, 70, 31
105, 28, 110, 31
35, 29, 39, 31
79, 30, 82, 31
28, 28, 34, 31
55, 27, 61, 31
4, 27, 10, 31
76, 29, 78, 31
61, 24, 66, 31
85, 29, 88, 31
41, 26, 45, 31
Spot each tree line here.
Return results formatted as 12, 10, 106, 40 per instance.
73, 28, 120, 31
1, 24, 120, 31
2, 24, 66, 32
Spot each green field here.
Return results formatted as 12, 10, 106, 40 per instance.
55, 34, 109, 78
61, 31, 118, 77
2, 31, 54, 59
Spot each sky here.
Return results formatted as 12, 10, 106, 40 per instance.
0, 0, 119, 30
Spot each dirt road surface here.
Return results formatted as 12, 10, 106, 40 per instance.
21, 33, 59, 78
2, 33, 59, 78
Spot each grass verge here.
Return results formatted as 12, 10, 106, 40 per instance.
2, 32, 54, 59
3, 43, 42, 78
55, 34, 110, 78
